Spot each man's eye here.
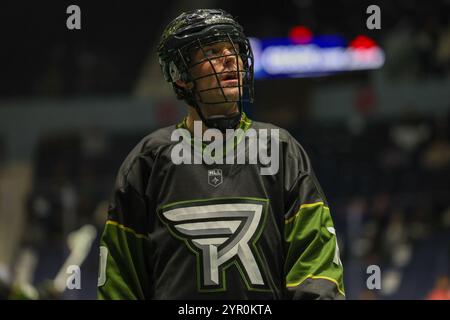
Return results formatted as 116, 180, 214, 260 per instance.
203, 46, 238, 59
204, 49, 218, 57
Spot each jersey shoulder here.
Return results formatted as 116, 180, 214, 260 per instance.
114, 125, 177, 193
251, 120, 312, 173
250, 120, 297, 144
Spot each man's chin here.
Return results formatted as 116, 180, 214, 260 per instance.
198, 98, 238, 117
200, 88, 240, 104
206, 103, 237, 115
220, 86, 243, 103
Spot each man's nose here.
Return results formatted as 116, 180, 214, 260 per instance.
222, 48, 237, 66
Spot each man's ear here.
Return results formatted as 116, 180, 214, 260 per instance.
175, 79, 194, 90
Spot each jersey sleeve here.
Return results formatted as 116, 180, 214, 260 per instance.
283, 136, 345, 300
97, 152, 154, 300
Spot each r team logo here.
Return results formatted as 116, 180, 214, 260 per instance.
159, 200, 269, 291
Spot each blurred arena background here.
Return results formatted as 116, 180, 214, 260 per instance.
0, 0, 449, 299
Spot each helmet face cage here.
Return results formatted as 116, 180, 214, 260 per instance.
158, 9, 254, 131
177, 33, 254, 107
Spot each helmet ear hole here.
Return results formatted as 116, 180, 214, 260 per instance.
169, 61, 181, 82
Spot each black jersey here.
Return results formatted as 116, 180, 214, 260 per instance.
97, 114, 345, 299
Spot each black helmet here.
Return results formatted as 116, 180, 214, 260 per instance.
157, 9, 254, 132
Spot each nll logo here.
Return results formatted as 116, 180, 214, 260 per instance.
208, 169, 223, 187
160, 201, 268, 291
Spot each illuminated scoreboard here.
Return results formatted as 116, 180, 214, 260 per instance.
249, 26, 385, 79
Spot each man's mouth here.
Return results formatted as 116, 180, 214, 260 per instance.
220, 71, 238, 83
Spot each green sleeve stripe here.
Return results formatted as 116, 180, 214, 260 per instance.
287, 274, 345, 297
284, 203, 345, 298
285, 201, 330, 224
105, 220, 149, 240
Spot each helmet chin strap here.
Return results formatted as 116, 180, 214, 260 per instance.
202, 112, 241, 132
191, 101, 242, 133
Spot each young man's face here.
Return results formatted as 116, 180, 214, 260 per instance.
182, 41, 244, 115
